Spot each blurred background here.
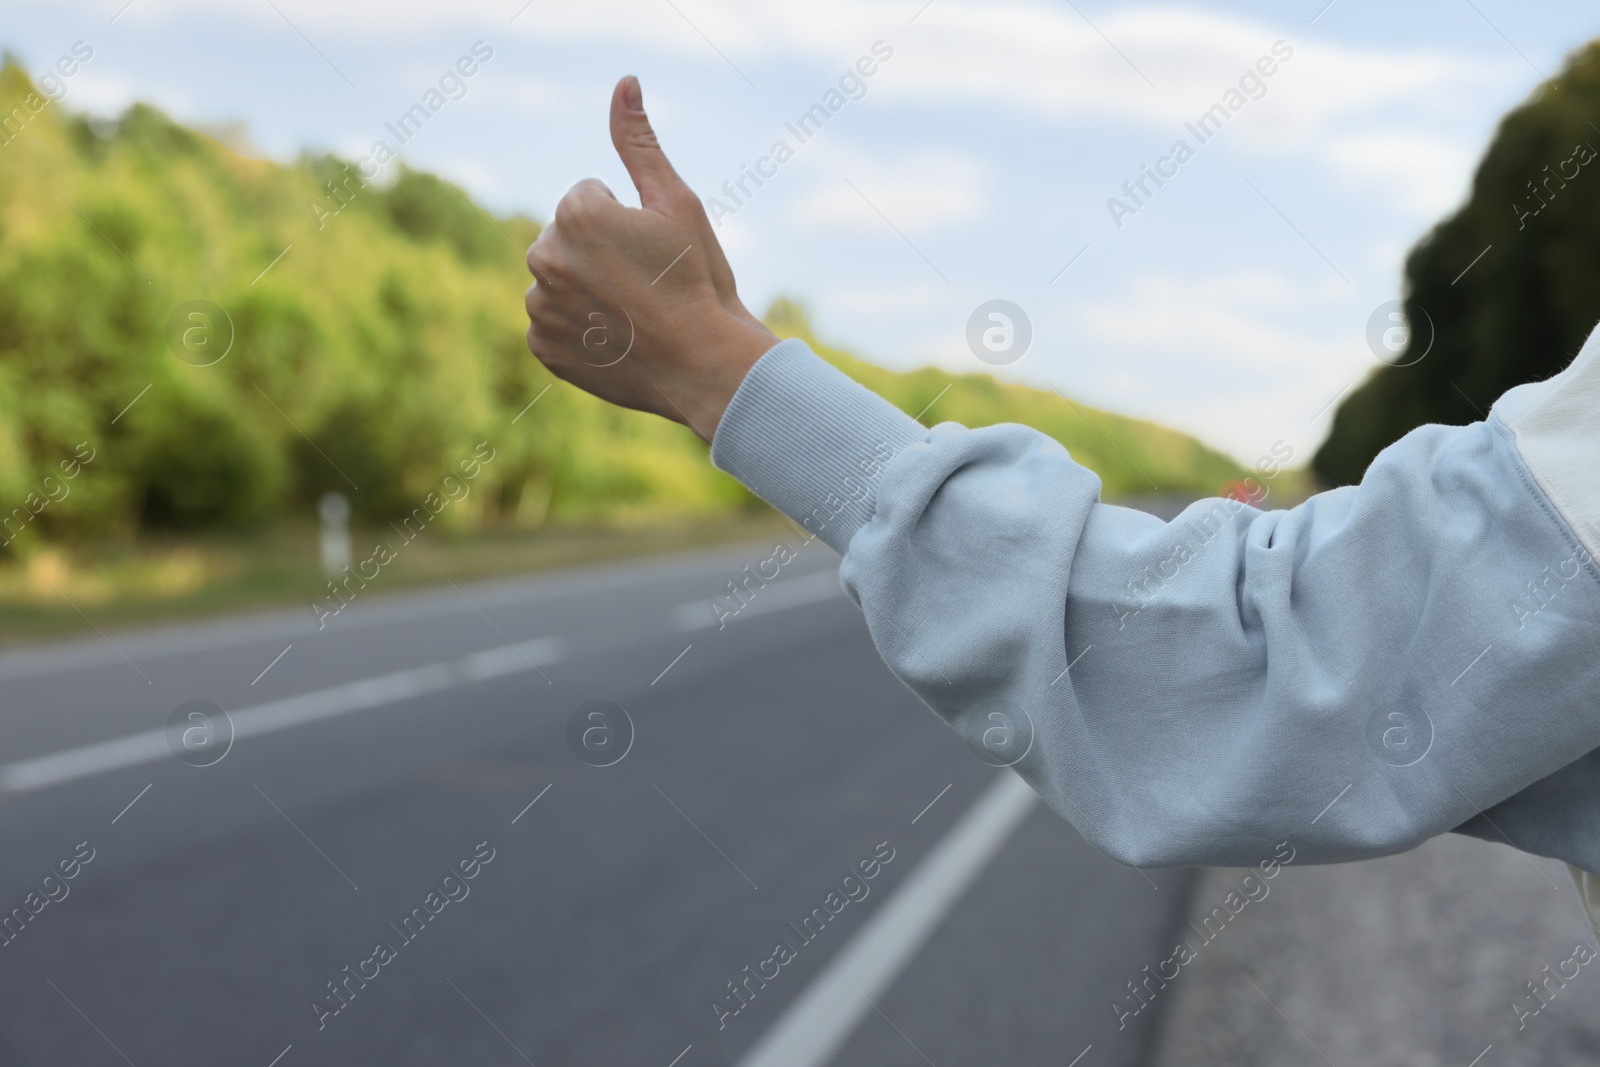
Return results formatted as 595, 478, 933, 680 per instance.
1, 0, 1598, 1064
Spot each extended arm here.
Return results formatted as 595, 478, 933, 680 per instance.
709, 337, 1600, 870
524, 77, 1600, 871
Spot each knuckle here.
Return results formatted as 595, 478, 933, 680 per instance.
527, 232, 555, 269
554, 187, 598, 228
532, 350, 573, 383
525, 246, 561, 287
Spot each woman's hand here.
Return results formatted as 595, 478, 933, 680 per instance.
523, 75, 778, 440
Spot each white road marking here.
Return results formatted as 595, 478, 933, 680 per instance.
0, 549, 829, 683
733, 771, 1037, 1067
3, 561, 849, 795
0, 638, 563, 794
672, 570, 844, 632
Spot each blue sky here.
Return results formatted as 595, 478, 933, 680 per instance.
6, 0, 1599, 463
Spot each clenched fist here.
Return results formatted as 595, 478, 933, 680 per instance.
523, 75, 778, 440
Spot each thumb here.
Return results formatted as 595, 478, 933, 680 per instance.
610, 75, 693, 211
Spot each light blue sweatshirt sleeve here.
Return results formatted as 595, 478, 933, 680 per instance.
711, 334, 1600, 871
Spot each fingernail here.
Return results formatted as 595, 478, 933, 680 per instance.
621, 75, 643, 112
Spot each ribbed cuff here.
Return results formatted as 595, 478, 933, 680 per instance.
710, 338, 928, 554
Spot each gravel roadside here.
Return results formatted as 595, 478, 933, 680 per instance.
1147, 833, 1600, 1066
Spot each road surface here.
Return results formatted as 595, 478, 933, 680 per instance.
0, 535, 1197, 1066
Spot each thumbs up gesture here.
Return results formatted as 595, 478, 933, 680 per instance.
524, 76, 778, 440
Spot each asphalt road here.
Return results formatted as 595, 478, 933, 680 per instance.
0, 533, 1197, 1066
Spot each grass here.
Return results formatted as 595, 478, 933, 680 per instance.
0, 512, 798, 646
0, 474, 1313, 648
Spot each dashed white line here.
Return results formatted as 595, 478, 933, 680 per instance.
672, 570, 843, 632
843, 975, 937, 1066
7, 564, 850, 796
447, 580, 552, 685
0, 637, 563, 794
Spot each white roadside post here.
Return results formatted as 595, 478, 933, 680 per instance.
318, 491, 352, 578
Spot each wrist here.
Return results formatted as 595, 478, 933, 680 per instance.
682, 315, 779, 441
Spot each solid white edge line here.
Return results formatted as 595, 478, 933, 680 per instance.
0, 637, 563, 794
733, 771, 1038, 1067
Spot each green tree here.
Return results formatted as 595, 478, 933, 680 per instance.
0, 58, 1249, 554
1314, 40, 1600, 486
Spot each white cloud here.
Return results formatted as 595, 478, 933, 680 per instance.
1047, 268, 1372, 457
468, 73, 565, 115
1320, 129, 1478, 215
785, 146, 991, 235
10, 0, 1551, 460
61, 69, 174, 118
869, 4, 1515, 219
1070, 269, 1346, 375
25, 0, 1517, 222
813, 277, 948, 314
